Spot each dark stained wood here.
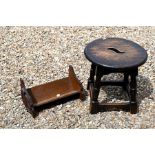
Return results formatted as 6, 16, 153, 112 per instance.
85, 38, 148, 114
90, 66, 103, 114
20, 66, 84, 117
87, 63, 96, 90
99, 102, 130, 112
20, 79, 37, 117
129, 69, 138, 114
84, 38, 147, 70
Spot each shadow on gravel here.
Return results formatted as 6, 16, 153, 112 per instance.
136, 75, 154, 103
99, 75, 153, 112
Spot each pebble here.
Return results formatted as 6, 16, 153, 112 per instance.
0, 107, 4, 110
0, 26, 155, 128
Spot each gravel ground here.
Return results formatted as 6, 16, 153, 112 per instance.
0, 26, 155, 128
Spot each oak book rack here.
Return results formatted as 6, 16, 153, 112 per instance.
20, 65, 84, 117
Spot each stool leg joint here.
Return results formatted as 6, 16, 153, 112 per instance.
87, 64, 96, 90
129, 72, 138, 114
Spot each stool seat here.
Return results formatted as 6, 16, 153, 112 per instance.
84, 38, 147, 70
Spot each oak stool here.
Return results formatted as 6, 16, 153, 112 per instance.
84, 38, 148, 114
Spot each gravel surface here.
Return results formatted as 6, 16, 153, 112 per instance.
0, 26, 155, 128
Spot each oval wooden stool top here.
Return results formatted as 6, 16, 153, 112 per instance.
84, 38, 148, 70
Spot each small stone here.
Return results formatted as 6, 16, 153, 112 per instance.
0, 107, 4, 110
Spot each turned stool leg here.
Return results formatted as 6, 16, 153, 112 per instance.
123, 73, 129, 91
90, 66, 102, 114
129, 70, 138, 114
87, 63, 96, 90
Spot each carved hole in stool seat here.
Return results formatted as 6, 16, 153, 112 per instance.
107, 48, 125, 54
